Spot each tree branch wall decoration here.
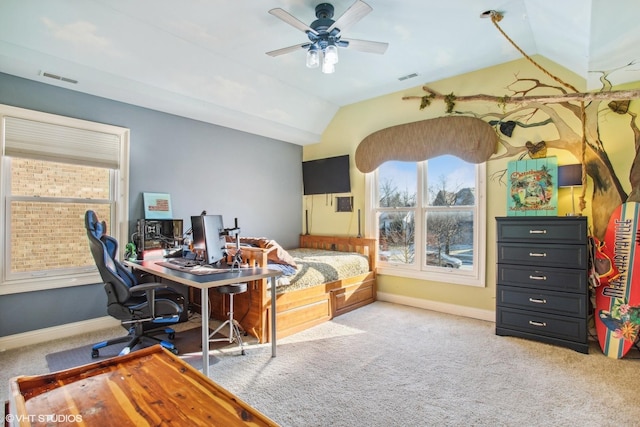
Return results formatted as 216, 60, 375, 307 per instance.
398, 9, 640, 239
403, 71, 639, 239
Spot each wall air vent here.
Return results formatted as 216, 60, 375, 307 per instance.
398, 73, 418, 81
41, 71, 78, 84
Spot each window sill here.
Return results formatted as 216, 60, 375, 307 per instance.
377, 265, 485, 287
0, 272, 102, 295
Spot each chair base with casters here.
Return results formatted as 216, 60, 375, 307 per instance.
209, 283, 248, 355
91, 286, 185, 358
91, 322, 178, 358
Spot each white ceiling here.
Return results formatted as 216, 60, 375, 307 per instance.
1, 0, 639, 145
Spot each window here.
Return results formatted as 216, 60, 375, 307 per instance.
366, 156, 486, 287
1, 105, 129, 295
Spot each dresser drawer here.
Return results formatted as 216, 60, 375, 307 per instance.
496, 217, 587, 244
496, 307, 587, 343
497, 285, 588, 317
497, 242, 587, 269
497, 264, 587, 292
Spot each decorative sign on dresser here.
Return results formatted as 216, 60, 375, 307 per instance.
495, 216, 589, 353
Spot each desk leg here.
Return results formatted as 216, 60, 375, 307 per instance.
201, 287, 210, 377
271, 276, 277, 357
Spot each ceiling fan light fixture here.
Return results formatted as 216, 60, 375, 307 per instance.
306, 46, 320, 68
321, 59, 335, 74
266, 1, 388, 74
324, 43, 339, 64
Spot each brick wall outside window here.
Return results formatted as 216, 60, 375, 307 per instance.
10, 158, 112, 273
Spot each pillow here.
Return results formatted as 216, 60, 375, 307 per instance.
227, 237, 297, 268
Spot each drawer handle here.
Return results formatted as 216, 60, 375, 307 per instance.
529, 297, 547, 304
529, 275, 547, 281
529, 229, 547, 234
529, 320, 547, 327
529, 252, 547, 257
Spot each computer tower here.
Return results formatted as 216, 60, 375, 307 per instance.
136, 219, 183, 259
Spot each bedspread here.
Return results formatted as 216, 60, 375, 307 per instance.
275, 248, 370, 293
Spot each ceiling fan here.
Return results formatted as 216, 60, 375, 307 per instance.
266, 0, 389, 74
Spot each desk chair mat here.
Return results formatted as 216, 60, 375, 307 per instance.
45, 327, 224, 373
156, 261, 231, 276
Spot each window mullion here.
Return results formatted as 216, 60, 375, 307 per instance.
415, 161, 425, 270
8, 195, 111, 204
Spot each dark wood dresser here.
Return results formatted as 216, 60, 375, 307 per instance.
495, 216, 589, 353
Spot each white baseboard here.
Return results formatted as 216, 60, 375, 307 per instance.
376, 292, 496, 323
0, 316, 121, 352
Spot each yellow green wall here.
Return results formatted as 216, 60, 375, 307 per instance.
303, 56, 640, 316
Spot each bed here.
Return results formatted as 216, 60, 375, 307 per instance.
190, 235, 377, 343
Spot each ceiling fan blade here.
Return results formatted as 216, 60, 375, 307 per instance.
341, 38, 389, 54
327, 0, 372, 34
269, 8, 318, 35
266, 43, 310, 57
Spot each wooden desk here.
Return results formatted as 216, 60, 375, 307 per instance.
10, 345, 278, 426
124, 260, 281, 377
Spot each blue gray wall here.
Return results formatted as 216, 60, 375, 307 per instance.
0, 72, 303, 336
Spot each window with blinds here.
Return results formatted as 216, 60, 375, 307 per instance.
0, 104, 130, 295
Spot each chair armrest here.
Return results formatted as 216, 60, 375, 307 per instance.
128, 282, 172, 293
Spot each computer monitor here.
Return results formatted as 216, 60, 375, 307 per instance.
190, 215, 226, 265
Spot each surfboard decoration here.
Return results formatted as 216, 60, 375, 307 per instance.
594, 202, 640, 358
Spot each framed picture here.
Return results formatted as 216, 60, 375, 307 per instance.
507, 157, 558, 216
143, 192, 173, 219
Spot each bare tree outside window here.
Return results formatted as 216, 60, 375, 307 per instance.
372, 155, 484, 285
379, 211, 415, 263
426, 169, 475, 269
379, 177, 416, 208
377, 163, 417, 264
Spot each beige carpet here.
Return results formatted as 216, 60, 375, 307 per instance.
4, 302, 640, 426
207, 301, 640, 427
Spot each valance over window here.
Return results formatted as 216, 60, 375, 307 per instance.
355, 116, 497, 173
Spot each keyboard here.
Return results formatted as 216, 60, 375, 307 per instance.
167, 258, 199, 268
158, 259, 230, 275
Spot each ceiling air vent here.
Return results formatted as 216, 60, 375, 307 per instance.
41, 71, 78, 84
398, 73, 418, 81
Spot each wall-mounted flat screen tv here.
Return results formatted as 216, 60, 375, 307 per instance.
302, 154, 351, 195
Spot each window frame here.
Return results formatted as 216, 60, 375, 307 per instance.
0, 104, 130, 295
365, 159, 486, 287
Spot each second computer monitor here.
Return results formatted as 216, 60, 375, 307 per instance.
190, 214, 225, 265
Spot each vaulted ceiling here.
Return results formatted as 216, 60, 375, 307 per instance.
1, 0, 639, 145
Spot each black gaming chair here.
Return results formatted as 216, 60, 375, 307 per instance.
85, 210, 184, 358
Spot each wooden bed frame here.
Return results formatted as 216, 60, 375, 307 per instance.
190, 235, 377, 343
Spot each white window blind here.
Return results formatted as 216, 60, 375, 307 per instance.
4, 116, 121, 169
